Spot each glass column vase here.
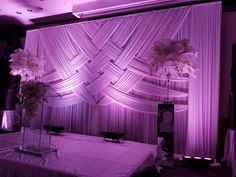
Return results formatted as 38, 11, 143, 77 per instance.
18, 105, 57, 156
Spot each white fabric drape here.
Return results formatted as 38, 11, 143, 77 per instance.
24, 2, 221, 157
25, 7, 191, 109
177, 3, 221, 158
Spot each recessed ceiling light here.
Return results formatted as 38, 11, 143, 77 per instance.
16, 11, 22, 14
37, 7, 43, 10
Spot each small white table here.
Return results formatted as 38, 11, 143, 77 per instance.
222, 128, 236, 177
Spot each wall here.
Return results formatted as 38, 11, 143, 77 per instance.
217, 11, 236, 159
220, 11, 236, 118
0, 30, 24, 131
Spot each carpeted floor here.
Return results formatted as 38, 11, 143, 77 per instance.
132, 160, 232, 177
160, 160, 232, 177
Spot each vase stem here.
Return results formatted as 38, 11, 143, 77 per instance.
166, 74, 170, 102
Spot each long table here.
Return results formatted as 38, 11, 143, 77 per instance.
0, 131, 161, 177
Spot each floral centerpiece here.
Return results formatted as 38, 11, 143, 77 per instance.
149, 39, 198, 101
10, 48, 45, 81
10, 48, 47, 118
149, 39, 198, 79
10, 49, 57, 155
20, 81, 48, 118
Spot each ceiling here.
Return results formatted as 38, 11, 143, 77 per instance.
0, 0, 234, 32
0, 0, 95, 29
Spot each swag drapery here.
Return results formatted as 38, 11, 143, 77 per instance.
24, 2, 221, 158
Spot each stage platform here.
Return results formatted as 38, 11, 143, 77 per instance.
0, 131, 161, 177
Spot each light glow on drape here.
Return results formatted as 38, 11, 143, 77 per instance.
184, 3, 221, 158
24, 2, 221, 157
25, 6, 191, 110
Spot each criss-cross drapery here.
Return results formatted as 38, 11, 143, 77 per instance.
24, 2, 221, 157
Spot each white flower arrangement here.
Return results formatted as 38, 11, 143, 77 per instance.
10, 48, 45, 81
20, 81, 48, 118
149, 39, 198, 79
10, 48, 47, 118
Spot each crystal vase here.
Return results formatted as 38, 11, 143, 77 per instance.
18, 104, 57, 156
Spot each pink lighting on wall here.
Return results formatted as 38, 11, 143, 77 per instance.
24, 2, 221, 157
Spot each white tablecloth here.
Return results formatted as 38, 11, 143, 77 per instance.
0, 132, 159, 177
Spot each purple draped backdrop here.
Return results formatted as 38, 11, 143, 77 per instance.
24, 2, 221, 158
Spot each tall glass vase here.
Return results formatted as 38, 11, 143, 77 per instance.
18, 104, 57, 156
